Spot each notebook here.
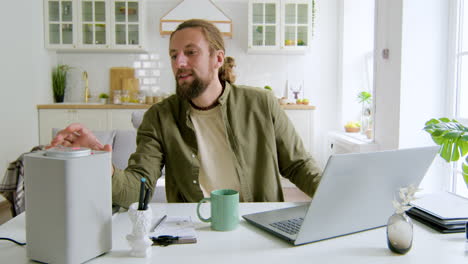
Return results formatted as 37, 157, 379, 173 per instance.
407, 192, 468, 233
242, 146, 439, 246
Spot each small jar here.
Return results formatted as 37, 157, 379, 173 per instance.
113, 90, 122, 104
137, 91, 146, 104
152, 96, 159, 104
121, 90, 130, 103
145, 95, 153, 104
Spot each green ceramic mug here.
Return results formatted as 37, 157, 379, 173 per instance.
197, 189, 239, 231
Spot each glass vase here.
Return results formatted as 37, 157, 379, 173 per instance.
360, 102, 371, 135
386, 212, 413, 254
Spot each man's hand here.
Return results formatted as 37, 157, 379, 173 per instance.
47, 123, 112, 152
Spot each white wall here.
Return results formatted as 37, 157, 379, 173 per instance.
0, 0, 451, 188
57, 0, 340, 166
399, 0, 448, 148
338, 0, 375, 126
0, 1, 52, 176
399, 0, 450, 192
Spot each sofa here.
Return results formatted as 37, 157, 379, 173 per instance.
53, 110, 167, 203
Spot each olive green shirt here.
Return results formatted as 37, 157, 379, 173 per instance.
112, 82, 322, 208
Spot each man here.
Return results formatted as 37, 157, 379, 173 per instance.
50, 19, 322, 208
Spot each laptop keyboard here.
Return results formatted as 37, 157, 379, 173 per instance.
269, 217, 304, 235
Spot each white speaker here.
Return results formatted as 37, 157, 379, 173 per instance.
24, 147, 112, 264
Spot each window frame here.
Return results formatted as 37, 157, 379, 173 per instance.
450, 0, 468, 196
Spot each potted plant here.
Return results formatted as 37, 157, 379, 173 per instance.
423, 118, 468, 186
99, 93, 109, 104
357, 91, 372, 136
52, 64, 71, 103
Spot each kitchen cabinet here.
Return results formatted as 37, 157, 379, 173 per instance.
38, 105, 314, 203
44, 0, 144, 51
38, 105, 315, 154
248, 0, 313, 53
38, 108, 144, 144
108, 109, 138, 130
38, 109, 109, 144
44, 0, 76, 48
285, 109, 314, 155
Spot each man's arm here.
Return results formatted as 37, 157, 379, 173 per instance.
268, 93, 322, 198
112, 109, 165, 208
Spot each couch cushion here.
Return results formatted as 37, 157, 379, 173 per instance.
131, 111, 146, 129
112, 130, 137, 170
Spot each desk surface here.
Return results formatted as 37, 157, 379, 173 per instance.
0, 202, 466, 263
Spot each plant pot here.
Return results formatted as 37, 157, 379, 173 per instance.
99, 98, 108, 104
54, 94, 64, 103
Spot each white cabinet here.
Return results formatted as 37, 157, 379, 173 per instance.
108, 109, 137, 130
38, 108, 129, 144
38, 108, 315, 155
44, 0, 144, 51
44, 0, 76, 48
285, 109, 314, 154
248, 0, 280, 51
248, 0, 313, 53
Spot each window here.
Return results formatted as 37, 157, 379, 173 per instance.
452, 0, 468, 196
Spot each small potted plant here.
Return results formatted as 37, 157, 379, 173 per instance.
357, 91, 372, 135
52, 64, 71, 103
423, 118, 468, 186
99, 93, 109, 104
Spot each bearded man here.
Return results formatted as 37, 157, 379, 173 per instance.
50, 19, 322, 208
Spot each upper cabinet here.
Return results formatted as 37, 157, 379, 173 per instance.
44, 0, 144, 51
248, 0, 313, 53
45, 0, 76, 48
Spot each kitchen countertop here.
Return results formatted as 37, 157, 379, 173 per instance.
37, 103, 316, 110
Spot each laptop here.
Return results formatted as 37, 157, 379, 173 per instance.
242, 146, 439, 246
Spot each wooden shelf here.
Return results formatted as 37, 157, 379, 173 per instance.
37, 104, 151, 109
37, 103, 316, 110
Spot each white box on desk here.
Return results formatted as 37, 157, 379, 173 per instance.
24, 150, 112, 264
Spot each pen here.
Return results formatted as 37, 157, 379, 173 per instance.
151, 215, 167, 232
143, 188, 152, 210
138, 177, 146, 210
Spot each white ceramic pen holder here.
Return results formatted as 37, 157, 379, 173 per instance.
126, 202, 153, 258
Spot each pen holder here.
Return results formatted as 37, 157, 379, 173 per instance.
126, 202, 153, 258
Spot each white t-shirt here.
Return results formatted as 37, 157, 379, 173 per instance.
190, 105, 241, 200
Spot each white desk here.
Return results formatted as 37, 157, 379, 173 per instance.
0, 202, 466, 263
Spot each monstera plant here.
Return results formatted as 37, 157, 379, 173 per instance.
423, 118, 468, 185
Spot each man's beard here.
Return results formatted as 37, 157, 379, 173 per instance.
176, 70, 209, 100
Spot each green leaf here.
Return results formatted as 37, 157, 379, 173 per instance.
463, 157, 468, 187
425, 118, 440, 126
444, 131, 462, 139
423, 118, 468, 163
463, 156, 468, 174
431, 130, 444, 137
451, 140, 460, 161
440, 142, 452, 162
461, 140, 468, 156
357, 91, 372, 104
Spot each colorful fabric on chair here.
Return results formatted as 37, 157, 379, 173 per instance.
0, 145, 44, 216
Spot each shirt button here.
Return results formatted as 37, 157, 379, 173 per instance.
191, 153, 196, 158
193, 180, 197, 184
